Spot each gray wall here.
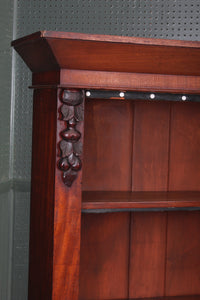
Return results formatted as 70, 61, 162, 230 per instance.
0, 0, 14, 299
1, 0, 200, 299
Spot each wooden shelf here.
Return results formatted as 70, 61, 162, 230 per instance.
82, 191, 200, 212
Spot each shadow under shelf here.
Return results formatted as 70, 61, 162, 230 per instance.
82, 191, 200, 213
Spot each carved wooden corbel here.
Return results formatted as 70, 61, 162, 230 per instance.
58, 89, 84, 187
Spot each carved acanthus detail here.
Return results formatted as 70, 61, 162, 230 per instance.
58, 90, 84, 187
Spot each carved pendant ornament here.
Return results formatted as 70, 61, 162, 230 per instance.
58, 90, 84, 187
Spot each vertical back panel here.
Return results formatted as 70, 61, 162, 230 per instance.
79, 213, 130, 300
82, 99, 133, 191
129, 212, 167, 298
167, 102, 200, 295
81, 99, 132, 299
166, 211, 200, 296
132, 101, 170, 191
169, 102, 200, 191
129, 101, 170, 298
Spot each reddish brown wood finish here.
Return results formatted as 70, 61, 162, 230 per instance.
33, 70, 60, 85
82, 99, 133, 191
59, 70, 200, 94
132, 102, 170, 191
12, 31, 200, 76
128, 102, 170, 298
166, 212, 200, 296
53, 89, 84, 299
169, 103, 200, 191
82, 191, 200, 210
129, 212, 167, 298
29, 88, 84, 300
29, 89, 57, 300
12, 30, 200, 48
79, 213, 130, 300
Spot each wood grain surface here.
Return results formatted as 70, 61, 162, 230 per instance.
53, 89, 85, 300
82, 191, 200, 210
59, 70, 200, 94
169, 102, 200, 191
129, 212, 167, 298
82, 99, 133, 191
28, 89, 57, 300
79, 213, 130, 300
166, 211, 200, 296
132, 101, 170, 191
12, 31, 200, 75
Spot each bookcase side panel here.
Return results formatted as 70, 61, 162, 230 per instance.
29, 88, 57, 300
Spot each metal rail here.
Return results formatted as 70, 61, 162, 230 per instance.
85, 90, 200, 102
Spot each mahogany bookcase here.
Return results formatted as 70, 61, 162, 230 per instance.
12, 31, 200, 300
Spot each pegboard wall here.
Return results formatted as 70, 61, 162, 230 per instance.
16, 0, 200, 39
0, 0, 13, 183
12, 1, 200, 299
